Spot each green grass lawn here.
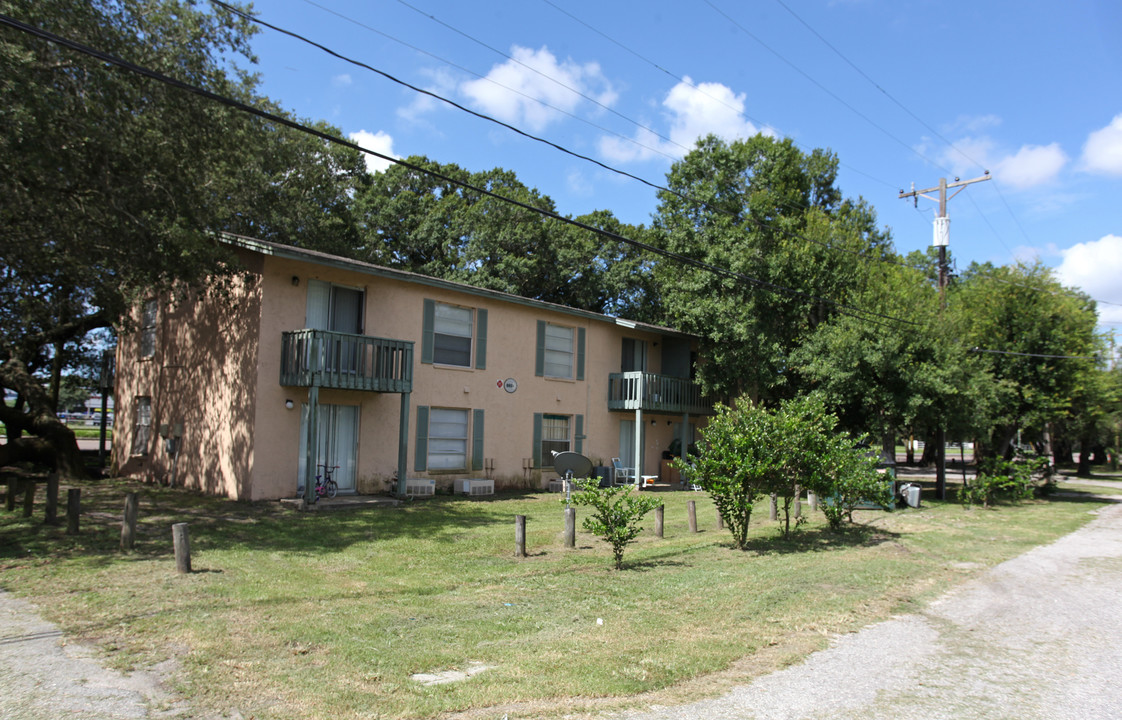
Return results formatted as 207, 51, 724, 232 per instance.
0, 478, 1108, 719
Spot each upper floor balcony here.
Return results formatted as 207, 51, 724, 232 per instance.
607, 371, 712, 416
280, 329, 413, 393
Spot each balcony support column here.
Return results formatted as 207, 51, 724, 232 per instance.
680, 412, 690, 464
397, 392, 410, 497
634, 407, 644, 489
303, 385, 319, 504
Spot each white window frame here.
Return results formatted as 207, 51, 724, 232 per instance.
132, 397, 152, 456
139, 299, 157, 358
427, 407, 470, 471
432, 303, 474, 368
541, 414, 571, 467
543, 324, 574, 379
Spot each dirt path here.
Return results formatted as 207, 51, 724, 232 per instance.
0, 592, 182, 720
622, 502, 1122, 720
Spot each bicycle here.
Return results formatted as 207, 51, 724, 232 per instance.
310, 464, 339, 503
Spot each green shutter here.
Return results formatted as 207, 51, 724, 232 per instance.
472, 409, 485, 471
532, 413, 543, 468
576, 327, 586, 381
575, 414, 584, 454
535, 320, 546, 377
421, 299, 435, 364
415, 405, 429, 472
475, 308, 487, 370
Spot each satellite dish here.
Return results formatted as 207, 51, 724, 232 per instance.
551, 451, 593, 480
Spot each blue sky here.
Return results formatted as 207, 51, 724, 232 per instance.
242, 0, 1122, 328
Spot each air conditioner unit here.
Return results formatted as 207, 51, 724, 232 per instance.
458, 479, 494, 496
405, 479, 435, 497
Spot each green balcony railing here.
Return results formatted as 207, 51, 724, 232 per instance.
607, 372, 712, 415
280, 329, 413, 393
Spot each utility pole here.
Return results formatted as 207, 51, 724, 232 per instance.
899, 173, 990, 501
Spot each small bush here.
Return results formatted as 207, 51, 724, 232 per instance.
568, 479, 662, 570
960, 452, 1050, 508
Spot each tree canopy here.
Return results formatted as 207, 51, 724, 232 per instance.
651, 134, 893, 402
0, 0, 363, 472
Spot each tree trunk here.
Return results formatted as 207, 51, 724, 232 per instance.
1053, 437, 1074, 465
919, 437, 937, 466
0, 359, 88, 479
1077, 436, 1094, 477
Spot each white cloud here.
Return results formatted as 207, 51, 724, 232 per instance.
460, 46, 616, 132
599, 78, 763, 163
332, 74, 352, 88
934, 132, 1066, 190
397, 68, 458, 124
348, 130, 397, 174
1080, 114, 1122, 175
1054, 234, 1122, 324
993, 143, 1068, 189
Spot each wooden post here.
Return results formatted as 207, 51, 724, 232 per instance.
67, 488, 80, 535
655, 505, 664, 538
514, 515, 526, 558
22, 480, 34, 518
172, 523, 191, 574
794, 484, 802, 519
121, 492, 139, 551
769, 493, 778, 521
808, 491, 818, 511
687, 500, 698, 533
564, 507, 575, 548
717, 511, 724, 530
45, 474, 59, 525
5, 477, 16, 512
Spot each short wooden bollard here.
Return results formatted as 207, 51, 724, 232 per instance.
564, 507, 576, 548
808, 491, 818, 511
5, 477, 16, 512
514, 515, 527, 558
794, 485, 802, 519
45, 474, 59, 525
655, 505, 664, 538
717, 511, 724, 530
688, 500, 698, 533
22, 480, 35, 518
769, 493, 778, 521
121, 492, 139, 551
172, 523, 191, 573
67, 488, 80, 535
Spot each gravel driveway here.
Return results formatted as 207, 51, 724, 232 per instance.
624, 501, 1122, 720
3, 501, 1120, 719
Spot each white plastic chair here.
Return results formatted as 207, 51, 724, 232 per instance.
610, 457, 637, 485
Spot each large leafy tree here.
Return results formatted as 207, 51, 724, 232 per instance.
793, 261, 996, 460
651, 134, 892, 403
0, 0, 363, 473
954, 261, 1102, 460
355, 156, 656, 316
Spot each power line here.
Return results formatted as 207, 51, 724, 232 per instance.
393, 0, 688, 154
216, 1, 903, 269
969, 347, 1099, 361
0, 11, 919, 333
703, 0, 953, 175
537, 0, 899, 193
770, 0, 1040, 256
297, 0, 679, 164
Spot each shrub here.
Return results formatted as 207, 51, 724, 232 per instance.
568, 479, 662, 570
959, 452, 1050, 508
816, 440, 893, 530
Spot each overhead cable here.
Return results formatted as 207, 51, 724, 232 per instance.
0, 11, 919, 332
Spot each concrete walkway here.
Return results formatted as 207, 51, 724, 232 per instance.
624, 502, 1122, 720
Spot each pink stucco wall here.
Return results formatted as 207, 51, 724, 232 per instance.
114, 243, 705, 500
